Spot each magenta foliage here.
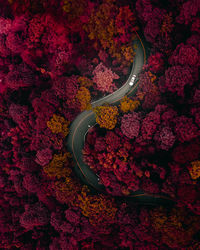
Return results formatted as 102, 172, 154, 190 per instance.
35, 148, 53, 166
105, 131, 121, 151
5, 63, 36, 90
20, 202, 49, 230
94, 136, 106, 152
0, 34, 10, 58
191, 17, 200, 34
154, 126, 176, 150
147, 52, 164, 73
173, 116, 199, 142
176, 0, 200, 25
172, 139, 200, 164
191, 107, 200, 128
6, 15, 28, 54
169, 43, 199, 66
0, 0, 200, 248
140, 110, 160, 141
0, 17, 12, 35
23, 173, 41, 193
187, 34, 200, 51
121, 112, 141, 139
163, 65, 196, 97
52, 75, 78, 100
9, 103, 29, 128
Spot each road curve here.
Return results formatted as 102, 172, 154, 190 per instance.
66, 31, 176, 206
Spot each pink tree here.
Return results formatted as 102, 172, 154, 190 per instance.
154, 126, 176, 151
121, 112, 141, 139
0, 17, 12, 35
35, 148, 53, 166
92, 62, 119, 93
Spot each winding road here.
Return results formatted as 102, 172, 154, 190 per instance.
66, 31, 176, 206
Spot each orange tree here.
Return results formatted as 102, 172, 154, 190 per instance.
76, 186, 117, 227
120, 96, 140, 113
47, 114, 70, 137
150, 206, 200, 248
93, 104, 119, 130
188, 160, 200, 180
83, 0, 138, 66
76, 87, 91, 111
77, 76, 93, 88
43, 152, 72, 179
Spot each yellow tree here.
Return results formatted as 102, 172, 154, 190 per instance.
83, 1, 138, 66
188, 160, 200, 180
120, 96, 140, 113
77, 76, 93, 88
47, 114, 70, 137
76, 87, 91, 111
43, 152, 71, 179
150, 206, 200, 248
76, 186, 117, 226
54, 177, 81, 206
93, 105, 118, 130
62, 0, 87, 22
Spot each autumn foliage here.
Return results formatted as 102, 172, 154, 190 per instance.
0, 0, 200, 248
93, 105, 119, 130
120, 96, 140, 113
76, 87, 91, 111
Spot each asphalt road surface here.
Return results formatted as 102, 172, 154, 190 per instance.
66, 31, 175, 206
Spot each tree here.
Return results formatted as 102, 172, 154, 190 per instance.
154, 126, 176, 151
43, 152, 72, 179
169, 43, 199, 66
0, 17, 12, 35
121, 112, 141, 139
6, 15, 28, 54
164, 65, 196, 97
47, 114, 70, 137
35, 148, 53, 166
172, 139, 200, 164
176, 0, 200, 25
77, 186, 117, 227
20, 202, 49, 230
173, 116, 199, 142
93, 105, 118, 130
140, 110, 160, 141
147, 53, 164, 73
120, 96, 140, 113
188, 160, 200, 180
77, 76, 93, 88
84, 1, 138, 65
52, 75, 79, 100
150, 206, 200, 248
5, 63, 35, 90
76, 87, 91, 111
92, 62, 119, 93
